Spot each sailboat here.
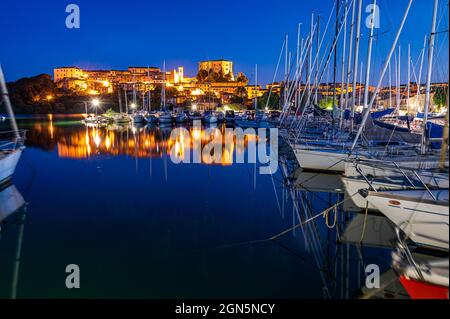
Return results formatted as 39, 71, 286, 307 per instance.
144, 69, 158, 124
158, 61, 172, 125
0, 65, 26, 185
361, 188, 449, 251
235, 64, 260, 128
203, 110, 218, 124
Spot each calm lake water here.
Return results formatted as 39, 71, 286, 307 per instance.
0, 114, 393, 298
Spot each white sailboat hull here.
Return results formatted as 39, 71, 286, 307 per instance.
292, 148, 351, 172
340, 176, 427, 210
365, 189, 449, 251
0, 148, 23, 184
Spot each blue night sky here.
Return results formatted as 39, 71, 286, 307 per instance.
1, 0, 448, 84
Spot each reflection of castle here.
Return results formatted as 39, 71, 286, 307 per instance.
26, 121, 256, 166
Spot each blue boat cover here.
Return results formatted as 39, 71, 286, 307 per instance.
426, 121, 444, 149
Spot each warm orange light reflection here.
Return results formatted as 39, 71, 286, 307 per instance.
28, 121, 257, 166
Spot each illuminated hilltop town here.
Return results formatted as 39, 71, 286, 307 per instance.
53, 60, 271, 108
52, 59, 447, 113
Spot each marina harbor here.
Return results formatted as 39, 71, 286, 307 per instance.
0, 0, 448, 301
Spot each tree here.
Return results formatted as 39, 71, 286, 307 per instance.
258, 92, 280, 110
196, 69, 209, 82
236, 72, 248, 84
433, 87, 447, 111
235, 86, 248, 99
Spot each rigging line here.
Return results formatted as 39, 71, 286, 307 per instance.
265, 38, 286, 111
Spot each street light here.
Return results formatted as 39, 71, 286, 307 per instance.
92, 98, 100, 115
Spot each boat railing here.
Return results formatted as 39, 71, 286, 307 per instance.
352, 157, 445, 198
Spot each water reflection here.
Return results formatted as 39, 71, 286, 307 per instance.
25, 121, 258, 165
0, 182, 27, 299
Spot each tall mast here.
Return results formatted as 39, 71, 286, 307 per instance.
124, 88, 128, 114
0, 65, 19, 137
388, 60, 392, 109
397, 46, 401, 113
362, 0, 376, 121
314, 14, 321, 105
254, 64, 258, 110
345, 0, 356, 111
332, 0, 340, 124
309, 12, 314, 102
147, 67, 151, 112
284, 34, 289, 108
421, 0, 439, 154
440, 84, 449, 170
407, 43, 411, 114
351, 0, 413, 151
339, 0, 348, 128
351, 0, 363, 127
417, 35, 427, 108
162, 60, 166, 110
296, 23, 301, 110
118, 85, 122, 113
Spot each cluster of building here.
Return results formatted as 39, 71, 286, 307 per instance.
53, 60, 268, 107
53, 59, 447, 113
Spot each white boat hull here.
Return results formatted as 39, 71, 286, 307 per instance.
0, 148, 23, 184
340, 176, 433, 210
365, 189, 449, 251
292, 147, 350, 172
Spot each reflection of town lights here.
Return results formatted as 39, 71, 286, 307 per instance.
94, 134, 101, 147
193, 129, 201, 140
105, 136, 111, 149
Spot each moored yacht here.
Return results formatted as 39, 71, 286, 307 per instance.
361, 188, 449, 251
0, 66, 26, 185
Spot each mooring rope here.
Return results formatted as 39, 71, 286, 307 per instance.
181, 192, 360, 256
270, 192, 358, 241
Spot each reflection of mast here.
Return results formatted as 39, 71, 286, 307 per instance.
11, 206, 26, 299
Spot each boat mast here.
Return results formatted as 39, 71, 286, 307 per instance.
389, 60, 392, 109
344, 0, 356, 112
162, 60, 166, 111
362, 0, 376, 125
351, 0, 362, 127
407, 43, 411, 114
284, 34, 288, 108
147, 67, 151, 112
339, 0, 348, 128
417, 35, 427, 108
396, 46, 401, 113
421, 0, 439, 154
254, 64, 258, 111
314, 14, 321, 105
124, 88, 128, 114
118, 85, 123, 113
296, 23, 301, 111
332, 0, 340, 125
0, 65, 19, 137
440, 84, 449, 170
309, 13, 314, 103
351, 0, 413, 152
